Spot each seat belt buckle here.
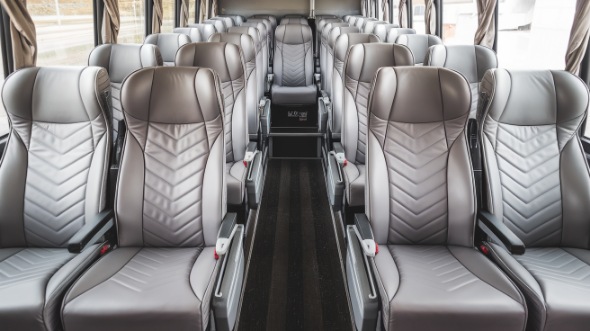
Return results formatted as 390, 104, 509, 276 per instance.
334, 152, 346, 166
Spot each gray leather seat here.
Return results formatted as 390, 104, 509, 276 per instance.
330, 32, 379, 140
367, 66, 527, 331
219, 14, 246, 26
144, 33, 191, 66
204, 19, 227, 33
241, 22, 269, 76
316, 18, 342, 57
280, 17, 308, 25
211, 17, 234, 31
321, 22, 350, 92
341, 43, 413, 206
425, 45, 497, 117
176, 43, 249, 205
62, 67, 227, 331
88, 44, 162, 139
230, 26, 265, 107
385, 27, 416, 43
356, 17, 377, 30
188, 23, 217, 41
209, 32, 259, 140
363, 20, 387, 34
0, 66, 111, 331
248, 18, 274, 62
374, 24, 402, 41
346, 15, 363, 25
479, 69, 590, 331
173, 27, 202, 42
272, 24, 316, 105
326, 26, 360, 100
395, 34, 442, 65
251, 14, 277, 32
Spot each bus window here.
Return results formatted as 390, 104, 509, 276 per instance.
161, 0, 175, 33
412, 0, 426, 34
28, 0, 95, 66
443, 0, 477, 45
189, 0, 196, 24
119, 0, 146, 43
497, 0, 576, 69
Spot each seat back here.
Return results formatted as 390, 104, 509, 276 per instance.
356, 17, 377, 30
209, 33, 259, 138
280, 17, 308, 25
396, 34, 442, 65
425, 45, 497, 118
316, 18, 343, 57
373, 24, 400, 41
321, 22, 350, 91
273, 24, 314, 88
204, 19, 227, 33
330, 32, 378, 138
188, 23, 217, 41
251, 14, 277, 31
230, 26, 265, 103
354, 17, 367, 30
88, 44, 162, 138
327, 26, 361, 100
363, 20, 387, 34
0, 67, 110, 248
173, 27, 202, 42
342, 43, 413, 165
480, 69, 590, 248
367, 67, 473, 246
248, 18, 274, 59
385, 27, 416, 43
241, 22, 269, 74
211, 16, 234, 29
176, 42, 248, 164
219, 14, 246, 26
347, 15, 363, 25
144, 33, 191, 66
116, 67, 225, 248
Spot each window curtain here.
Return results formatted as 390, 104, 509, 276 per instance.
381, 0, 390, 22
152, 0, 163, 33
179, 0, 189, 27
199, 0, 208, 23
425, 0, 435, 34
399, 0, 408, 28
565, 0, 590, 75
0, 0, 36, 69
211, 0, 218, 17
102, 0, 120, 43
474, 0, 496, 48
361, 0, 367, 16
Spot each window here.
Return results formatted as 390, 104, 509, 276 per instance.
28, 0, 95, 66
189, 0, 196, 24
412, 0, 426, 34
442, 0, 477, 45
119, 0, 146, 43
497, 0, 576, 69
162, 0, 175, 33
391, 1, 399, 26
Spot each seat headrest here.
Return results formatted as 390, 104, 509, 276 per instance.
204, 19, 226, 33
396, 34, 442, 64
88, 44, 162, 83
345, 43, 414, 82
425, 45, 498, 84
176, 42, 244, 84
374, 24, 400, 41
280, 17, 308, 25
328, 27, 360, 49
173, 27, 202, 42
229, 26, 261, 49
144, 33, 191, 64
322, 22, 350, 40
275, 24, 313, 44
188, 23, 217, 41
334, 33, 381, 62
385, 28, 416, 43
209, 33, 256, 64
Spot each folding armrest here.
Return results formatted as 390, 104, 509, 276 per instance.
259, 98, 271, 137
478, 211, 525, 255
245, 142, 265, 209
318, 92, 331, 133
326, 149, 345, 210
68, 209, 114, 253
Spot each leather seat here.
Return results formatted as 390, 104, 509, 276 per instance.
230, 26, 265, 109
219, 14, 246, 26
248, 18, 274, 62
209, 32, 260, 140
316, 18, 342, 57
395, 34, 442, 65
272, 24, 316, 105
211, 16, 234, 30
251, 14, 277, 32
61, 67, 227, 331
363, 20, 388, 34
176, 43, 249, 205
88, 44, 162, 140
374, 24, 402, 41
0, 66, 111, 331
425, 45, 497, 117
341, 43, 413, 206
280, 17, 308, 25
326, 26, 360, 100
241, 22, 269, 76
329, 32, 379, 140
188, 23, 217, 41
356, 17, 377, 30
173, 27, 202, 42
204, 19, 227, 33
144, 33, 191, 66
346, 15, 363, 25
320, 22, 350, 92
479, 69, 590, 331
367, 66, 527, 331
385, 27, 416, 43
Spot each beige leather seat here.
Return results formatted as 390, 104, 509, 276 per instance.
173, 27, 202, 42
144, 33, 191, 66
188, 23, 217, 41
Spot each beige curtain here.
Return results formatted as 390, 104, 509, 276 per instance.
381, 0, 390, 22
211, 0, 218, 17
399, 0, 408, 28
179, 0, 189, 27
566, 0, 590, 75
0, 0, 36, 69
199, 0, 208, 23
152, 0, 163, 33
361, 0, 367, 16
425, 0, 435, 34
102, 0, 120, 44
474, 0, 496, 48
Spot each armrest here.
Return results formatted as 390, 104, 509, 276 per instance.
216, 213, 239, 256
266, 74, 274, 93
259, 98, 271, 136
68, 209, 114, 253
478, 211, 525, 255
352, 214, 377, 257
244, 141, 258, 163
246, 148, 264, 209
314, 73, 321, 85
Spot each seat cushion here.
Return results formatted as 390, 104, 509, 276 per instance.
62, 247, 218, 331
343, 163, 364, 207
488, 244, 590, 331
226, 161, 248, 205
271, 84, 317, 105
374, 245, 526, 331
0, 246, 101, 331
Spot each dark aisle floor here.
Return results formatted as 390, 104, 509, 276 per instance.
237, 160, 353, 331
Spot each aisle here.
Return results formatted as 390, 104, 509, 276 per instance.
237, 160, 353, 331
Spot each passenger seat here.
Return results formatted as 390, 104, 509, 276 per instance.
280, 17, 308, 25
320, 22, 350, 92
316, 17, 343, 58
385, 27, 416, 43
219, 14, 246, 26
241, 21, 270, 76
188, 23, 217, 41
173, 27, 202, 42
374, 24, 402, 41
144, 33, 191, 66
229, 26, 266, 110
204, 19, 227, 33
396, 34, 443, 65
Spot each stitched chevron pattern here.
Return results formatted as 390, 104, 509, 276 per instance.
106, 248, 202, 293
110, 82, 123, 135
495, 123, 562, 246
386, 122, 448, 245
345, 78, 372, 164
143, 123, 208, 247
516, 248, 590, 292
24, 122, 95, 247
0, 248, 73, 289
278, 42, 311, 86
221, 77, 244, 163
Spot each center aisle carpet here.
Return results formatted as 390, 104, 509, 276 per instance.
237, 160, 353, 331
